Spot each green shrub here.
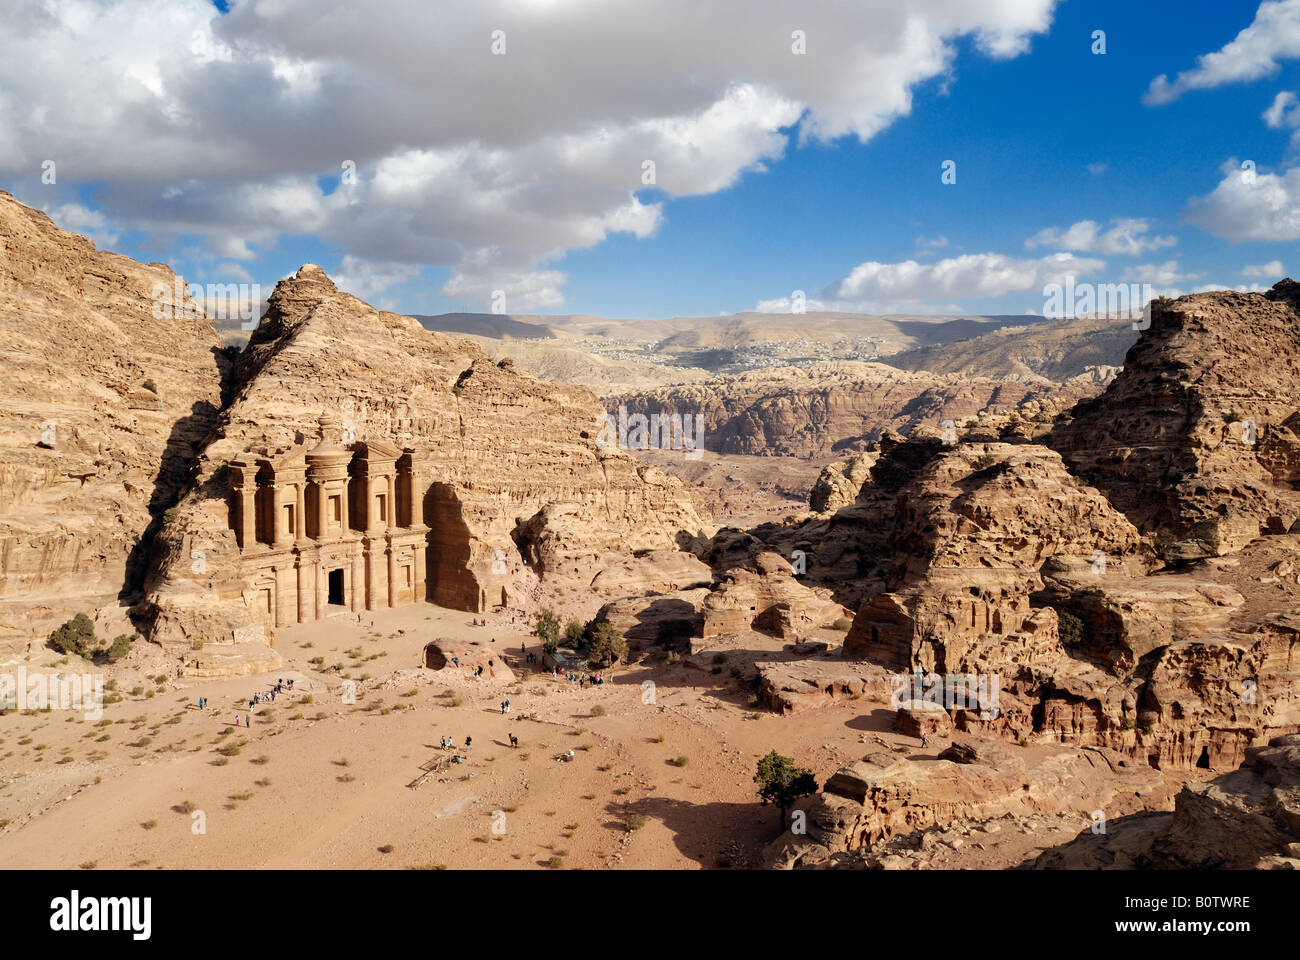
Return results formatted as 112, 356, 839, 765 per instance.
586, 622, 628, 667
535, 609, 561, 648
49, 613, 96, 659
1056, 609, 1085, 648
106, 633, 133, 663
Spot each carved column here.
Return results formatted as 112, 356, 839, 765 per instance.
238, 484, 256, 549
316, 480, 328, 541
271, 484, 290, 548
386, 473, 397, 530
352, 552, 364, 612
295, 482, 306, 544
387, 541, 397, 607
297, 558, 310, 623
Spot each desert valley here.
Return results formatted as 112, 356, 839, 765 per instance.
5, 4, 1300, 944
2, 189, 1298, 876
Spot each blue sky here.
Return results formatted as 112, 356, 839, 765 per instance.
3, 0, 1298, 319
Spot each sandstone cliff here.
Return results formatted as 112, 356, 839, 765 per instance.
1033, 733, 1300, 869
607, 361, 1106, 459
1050, 285, 1300, 557
0, 191, 227, 650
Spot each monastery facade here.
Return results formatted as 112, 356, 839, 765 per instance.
226, 417, 431, 628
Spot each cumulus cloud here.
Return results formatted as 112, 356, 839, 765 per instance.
1144, 0, 1300, 105
824, 251, 1105, 305
332, 255, 421, 302
1117, 261, 1200, 287
0, 0, 1058, 306
1025, 218, 1177, 256
1184, 159, 1300, 241
1241, 259, 1284, 277
44, 203, 120, 250
1264, 90, 1300, 127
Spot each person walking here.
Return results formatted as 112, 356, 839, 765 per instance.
465, 736, 472, 753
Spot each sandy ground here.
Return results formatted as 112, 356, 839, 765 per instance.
2, 598, 1204, 870
0, 602, 916, 870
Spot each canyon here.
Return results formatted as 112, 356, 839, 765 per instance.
1, 189, 1297, 873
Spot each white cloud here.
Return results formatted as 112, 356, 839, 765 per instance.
0, 0, 1059, 309
1242, 259, 1284, 277
1118, 261, 1199, 287
214, 262, 255, 285
1185, 159, 1300, 241
332, 255, 421, 301
1262, 90, 1300, 152
1144, 0, 1300, 105
1264, 90, 1300, 127
1086, 161, 1109, 176
43, 202, 120, 250
826, 251, 1105, 304
1025, 218, 1177, 256
915, 234, 950, 252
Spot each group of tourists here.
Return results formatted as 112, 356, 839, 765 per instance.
499, 699, 511, 714
553, 667, 605, 687
248, 678, 293, 710
438, 735, 472, 753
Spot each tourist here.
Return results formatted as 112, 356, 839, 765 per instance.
921, 733, 929, 748
246, 714, 251, 728
465, 736, 472, 753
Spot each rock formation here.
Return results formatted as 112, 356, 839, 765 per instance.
608, 361, 1106, 459
0, 191, 226, 650
138, 264, 712, 657
1033, 733, 1300, 869
1050, 286, 1300, 557
765, 739, 1175, 869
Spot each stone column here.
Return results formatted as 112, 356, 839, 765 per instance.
340, 480, 350, 533
387, 541, 397, 607
295, 482, 306, 544
414, 542, 427, 603
367, 476, 382, 534
271, 484, 290, 548
313, 558, 322, 620
297, 558, 310, 623
315, 481, 328, 541
351, 552, 364, 612
238, 484, 256, 549
386, 474, 397, 530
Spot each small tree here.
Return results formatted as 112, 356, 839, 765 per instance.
754, 750, 817, 829
585, 622, 628, 667
106, 633, 134, 663
49, 613, 97, 659
563, 619, 586, 647
535, 608, 561, 646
